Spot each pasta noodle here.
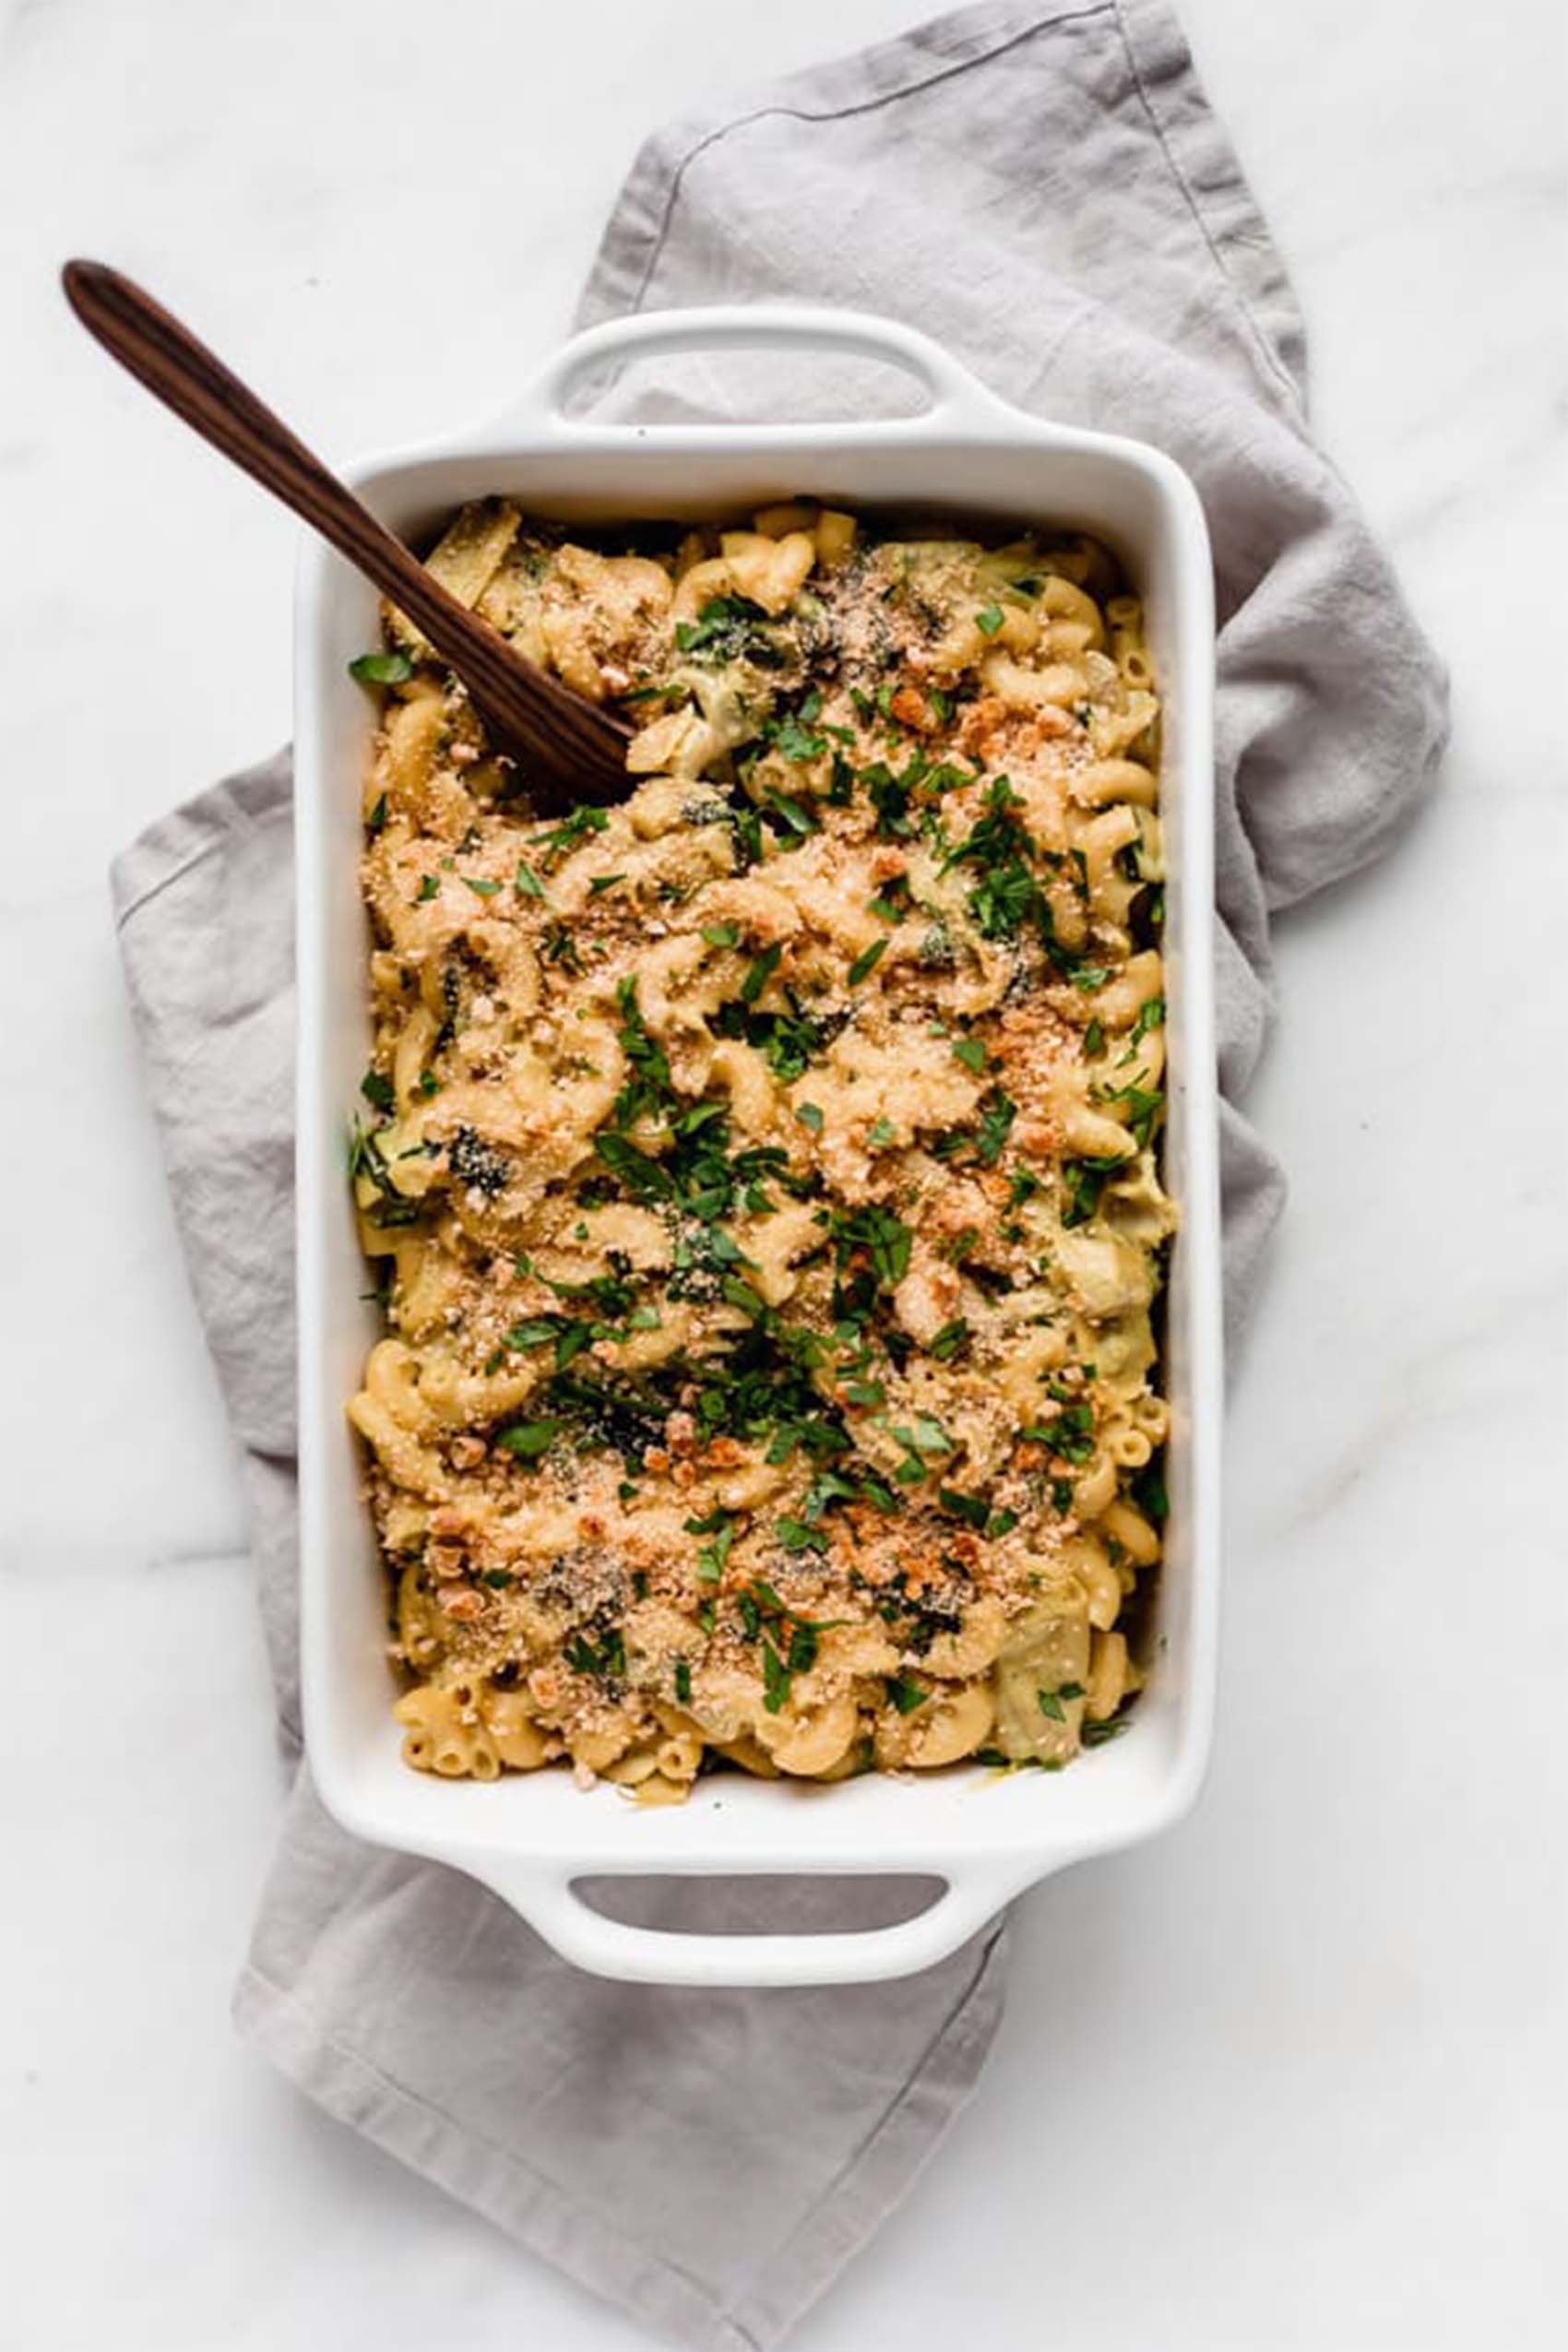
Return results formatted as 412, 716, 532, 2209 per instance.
347, 501, 1173, 1797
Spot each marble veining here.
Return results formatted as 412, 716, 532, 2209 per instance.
3, 0, 1564, 2346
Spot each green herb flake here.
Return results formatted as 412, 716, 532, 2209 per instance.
1134, 1465, 1170, 1523
795, 1101, 824, 1133
414, 874, 440, 903
514, 860, 547, 900
766, 790, 820, 840
975, 605, 1004, 638
674, 592, 774, 663
360, 1068, 395, 1114
530, 804, 610, 871
886, 1674, 929, 1716
673, 1657, 693, 1705
348, 649, 414, 685
565, 1626, 626, 1682
846, 937, 887, 987
367, 792, 388, 835
504, 1317, 560, 1352
952, 1036, 988, 1074
463, 876, 502, 897
702, 921, 740, 948
496, 1418, 559, 1462
740, 942, 784, 1005
1061, 1152, 1131, 1227
830, 1204, 912, 1290
777, 1515, 829, 1555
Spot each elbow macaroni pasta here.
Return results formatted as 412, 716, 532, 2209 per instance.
348, 501, 1173, 1799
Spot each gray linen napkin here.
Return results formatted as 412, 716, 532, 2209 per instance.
111, 5, 1446, 2346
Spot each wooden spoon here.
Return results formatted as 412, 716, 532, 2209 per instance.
62, 260, 631, 809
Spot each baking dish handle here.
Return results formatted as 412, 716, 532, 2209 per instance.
489, 304, 1021, 439
471, 1859, 1034, 1987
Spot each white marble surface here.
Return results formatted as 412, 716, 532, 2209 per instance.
3, 0, 1566, 2344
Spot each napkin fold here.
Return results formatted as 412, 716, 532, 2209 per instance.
112, 5, 1445, 2346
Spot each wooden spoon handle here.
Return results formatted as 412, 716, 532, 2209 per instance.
61, 260, 627, 797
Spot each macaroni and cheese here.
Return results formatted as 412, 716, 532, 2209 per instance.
347, 499, 1172, 1801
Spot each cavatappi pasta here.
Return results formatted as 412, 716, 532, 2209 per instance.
347, 498, 1173, 1802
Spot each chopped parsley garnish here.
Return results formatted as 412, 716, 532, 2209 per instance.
360, 1068, 395, 1115
1061, 1153, 1130, 1228
769, 709, 827, 764
414, 874, 440, 903
975, 604, 1004, 638
1101, 1081, 1163, 1147
939, 778, 1042, 943
1134, 1464, 1170, 1523
936, 1485, 989, 1529
714, 989, 833, 1082
609, 976, 674, 1128
952, 1035, 988, 1074
347, 1118, 423, 1228
702, 921, 740, 948
829, 1204, 912, 1290
776, 1515, 829, 1554
565, 1624, 626, 1681
674, 592, 780, 665
349, 649, 414, 684
1022, 1393, 1095, 1464
740, 942, 783, 1004
886, 1674, 929, 1716
846, 937, 886, 987
503, 1317, 561, 1353
686, 1507, 737, 1584
463, 876, 501, 897
974, 1089, 1016, 1166
514, 860, 547, 899
733, 1579, 844, 1712
367, 792, 388, 835
928, 1317, 969, 1361
530, 804, 610, 871
766, 790, 820, 839
496, 1418, 559, 1462
541, 922, 584, 971
795, 1101, 824, 1133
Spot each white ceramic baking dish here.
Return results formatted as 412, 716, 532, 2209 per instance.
296, 305, 1222, 1987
